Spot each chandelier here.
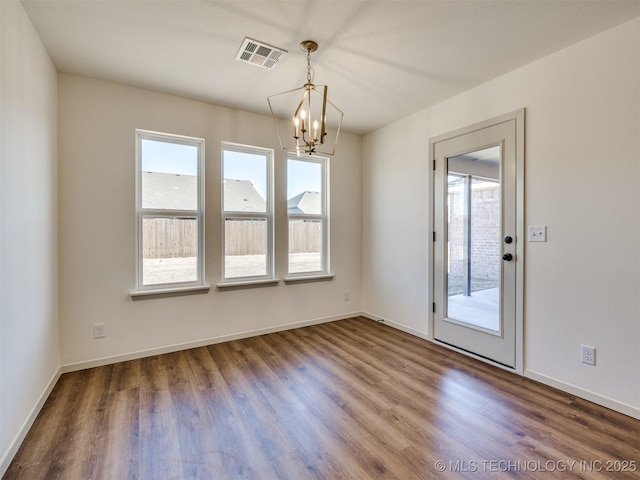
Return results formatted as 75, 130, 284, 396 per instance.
268, 40, 343, 156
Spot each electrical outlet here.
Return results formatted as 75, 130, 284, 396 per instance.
94, 323, 106, 339
581, 344, 595, 366
343, 290, 350, 301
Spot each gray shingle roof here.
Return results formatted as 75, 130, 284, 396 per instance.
142, 171, 197, 210
287, 191, 321, 214
223, 179, 266, 212
142, 172, 319, 214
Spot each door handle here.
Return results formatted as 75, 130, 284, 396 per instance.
502, 253, 513, 261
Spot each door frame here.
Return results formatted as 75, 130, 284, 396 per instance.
429, 109, 525, 374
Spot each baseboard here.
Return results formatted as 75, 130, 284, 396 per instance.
361, 311, 431, 341
62, 311, 363, 373
525, 369, 640, 420
0, 367, 62, 478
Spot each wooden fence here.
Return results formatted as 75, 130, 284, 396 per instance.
224, 219, 266, 255
143, 218, 197, 259
143, 218, 321, 258
289, 220, 321, 254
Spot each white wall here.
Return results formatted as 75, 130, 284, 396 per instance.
58, 74, 362, 367
0, 0, 60, 474
363, 18, 640, 417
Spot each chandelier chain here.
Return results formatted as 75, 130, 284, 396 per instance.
306, 48, 312, 84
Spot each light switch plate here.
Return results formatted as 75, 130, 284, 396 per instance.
528, 226, 546, 242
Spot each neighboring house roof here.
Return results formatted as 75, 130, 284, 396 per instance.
143, 172, 320, 214
142, 171, 197, 210
223, 179, 266, 212
287, 191, 321, 215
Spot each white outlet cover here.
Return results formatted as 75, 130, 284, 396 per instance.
581, 344, 596, 366
93, 323, 106, 338
528, 225, 546, 242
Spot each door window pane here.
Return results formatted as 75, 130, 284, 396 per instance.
446, 147, 501, 332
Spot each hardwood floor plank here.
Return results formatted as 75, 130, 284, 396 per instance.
99, 388, 141, 480
187, 348, 272, 480
249, 334, 374, 480
139, 356, 195, 480
276, 329, 480, 478
50, 366, 114, 480
5, 317, 640, 479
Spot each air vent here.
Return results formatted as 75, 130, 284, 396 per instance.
235, 37, 287, 70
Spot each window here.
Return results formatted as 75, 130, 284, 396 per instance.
135, 130, 205, 291
222, 143, 274, 282
287, 155, 329, 276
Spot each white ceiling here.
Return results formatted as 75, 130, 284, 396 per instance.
22, 0, 640, 135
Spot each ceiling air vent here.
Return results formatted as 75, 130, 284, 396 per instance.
235, 37, 287, 70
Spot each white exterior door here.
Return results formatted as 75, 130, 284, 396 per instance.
432, 110, 524, 370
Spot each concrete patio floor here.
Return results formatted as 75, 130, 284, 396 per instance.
447, 287, 500, 331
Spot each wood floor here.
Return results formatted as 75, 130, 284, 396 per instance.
4, 317, 640, 479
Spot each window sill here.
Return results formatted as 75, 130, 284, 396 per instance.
284, 274, 335, 284
216, 278, 279, 290
130, 284, 211, 300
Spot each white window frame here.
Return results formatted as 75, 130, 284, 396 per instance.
133, 129, 206, 295
220, 142, 274, 285
286, 154, 330, 278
